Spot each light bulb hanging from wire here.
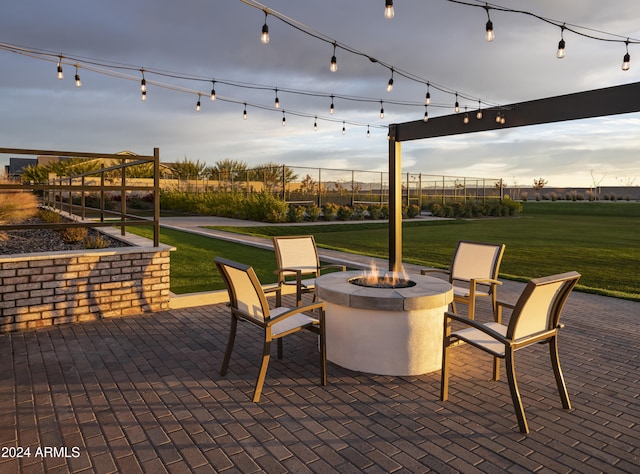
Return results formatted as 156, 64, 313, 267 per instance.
367, 125, 370, 138
556, 25, 566, 59
425, 83, 431, 105
210, 81, 216, 101
463, 107, 469, 124
261, 11, 270, 44
384, 0, 395, 19
476, 100, 483, 119
243, 103, 247, 120
196, 94, 201, 112
282, 110, 286, 126
330, 43, 337, 72
140, 69, 146, 92
342, 121, 346, 135
484, 5, 495, 42
314, 116, 318, 131
56, 56, 64, 80
423, 105, 429, 123
274, 88, 280, 109
379, 101, 385, 119
454, 93, 460, 113
74, 64, 81, 87
622, 39, 631, 71
329, 95, 335, 114
386, 68, 394, 92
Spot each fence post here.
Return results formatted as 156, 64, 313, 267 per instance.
153, 148, 160, 247
121, 156, 126, 236
317, 168, 322, 207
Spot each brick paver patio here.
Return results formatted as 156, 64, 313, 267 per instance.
1, 277, 639, 473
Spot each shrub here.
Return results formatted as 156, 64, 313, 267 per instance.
83, 235, 110, 249
286, 205, 306, 223
380, 205, 389, 219
61, 226, 88, 243
0, 190, 39, 224
367, 204, 384, 220
406, 204, 421, 218
323, 203, 339, 221
351, 204, 367, 220
37, 209, 63, 223
336, 205, 353, 221
305, 205, 321, 222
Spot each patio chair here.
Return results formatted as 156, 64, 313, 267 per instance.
215, 257, 327, 402
421, 240, 505, 320
273, 235, 346, 307
440, 271, 581, 433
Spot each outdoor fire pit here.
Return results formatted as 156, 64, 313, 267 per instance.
315, 268, 453, 376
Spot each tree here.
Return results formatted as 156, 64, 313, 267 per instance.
169, 156, 206, 180
250, 162, 298, 193
209, 159, 248, 191
533, 177, 548, 190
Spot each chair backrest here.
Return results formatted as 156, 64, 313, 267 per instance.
215, 257, 270, 322
507, 271, 581, 340
273, 235, 320, 278
450, 240, 505, 284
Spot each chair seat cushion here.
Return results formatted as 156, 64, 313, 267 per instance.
270, 307, 319, 336
452, 322, 507, 357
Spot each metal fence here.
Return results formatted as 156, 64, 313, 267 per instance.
0, 147, 161, 246
166, 165, 504, 207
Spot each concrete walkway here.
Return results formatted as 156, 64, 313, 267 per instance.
2, 215, 639, 472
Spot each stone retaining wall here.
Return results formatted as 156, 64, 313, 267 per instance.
0, 245, 173, 333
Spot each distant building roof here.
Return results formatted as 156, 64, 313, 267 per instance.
6, 158, 37, 178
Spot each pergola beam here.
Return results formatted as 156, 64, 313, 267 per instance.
388, 81, 640, 270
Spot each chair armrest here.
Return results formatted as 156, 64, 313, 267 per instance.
496, 299, 516, 310
445, 311, 509, 344
319, 264, 346, 273
420, 268, 450, 276
266, 301, 326, 327
469, 278, 502, 286
274, 267, 304, 287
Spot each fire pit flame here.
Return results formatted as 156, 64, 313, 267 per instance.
350, 261, 416, 289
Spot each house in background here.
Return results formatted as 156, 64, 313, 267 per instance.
4, 157, 37, 180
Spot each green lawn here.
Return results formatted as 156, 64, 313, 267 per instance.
129, 202, 640, 299
210, 202, 640, 301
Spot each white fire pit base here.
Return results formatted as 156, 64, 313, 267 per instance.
315, 271, 453, 376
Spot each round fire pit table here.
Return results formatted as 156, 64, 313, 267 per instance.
315, 270, 453, 376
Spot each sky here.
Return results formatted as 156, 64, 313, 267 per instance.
1, 0, 640, 188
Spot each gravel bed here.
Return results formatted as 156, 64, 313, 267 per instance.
0, 218, 130, 255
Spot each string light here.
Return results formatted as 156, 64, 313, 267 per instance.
557, 25, 566, 59
140, 69, 146, 92
425, 83, 431, 105
463, 107, 469, 124
74, 64, 81, 87
386, 68, 394, 92
496, 111, 502, 123
367, 125, 370, 137
314, 116, 318, 131
329, 95, 335, 114
454, 93, 460, 113
141, 90, 146, 101
196, 94, 201, 111
342, 121, 346, 135
476, 100, 483, 119
56, 56, 63, 80
379, 101, 385, 119
622, 39, 630, 71
330, 43, 337, 72
243, 103, 248, 119
281, 110, 286, 126
210, 81, 216, 101
274, 88, 280, 108
384, 0, 395, 20
484, 5, 495, 42
423, 105, 429, 122
261, 11, 270, 44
